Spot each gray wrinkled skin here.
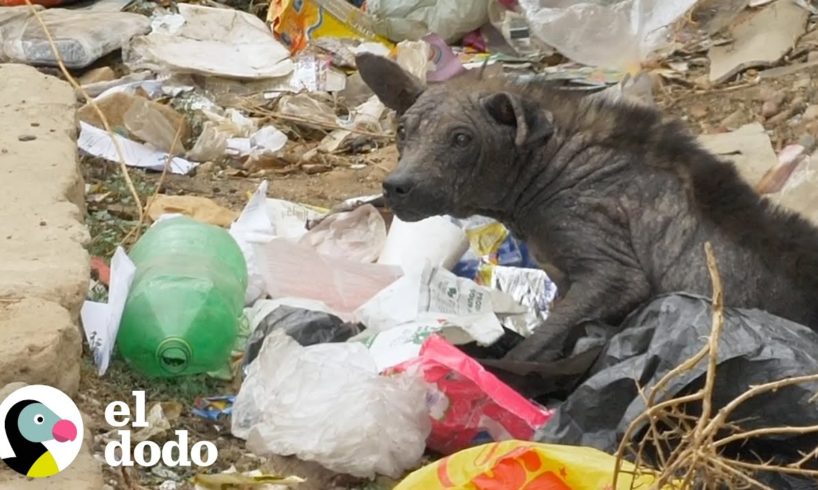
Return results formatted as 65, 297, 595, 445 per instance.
356, 53, 818, 363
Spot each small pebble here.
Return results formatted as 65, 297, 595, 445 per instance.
30, 122, 39, 127
761, 93, 786, 118
17, 135, 36, 142
39, 220, 46, 226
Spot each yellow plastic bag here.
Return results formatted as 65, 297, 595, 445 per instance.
267, 0, 392, 53
394, 441, 666, 490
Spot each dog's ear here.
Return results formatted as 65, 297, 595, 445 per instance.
481, 91, 554, 147
356, 53, 425, 115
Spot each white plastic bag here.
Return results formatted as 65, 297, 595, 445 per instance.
518, 0, 699, 71
368, 0, 489, 43
231, 331, 430, 479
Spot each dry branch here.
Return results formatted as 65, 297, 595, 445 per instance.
612, 242, 818, 489
25, 0, 145, 240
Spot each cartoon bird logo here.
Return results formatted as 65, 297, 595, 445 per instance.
2, 399, 77, 478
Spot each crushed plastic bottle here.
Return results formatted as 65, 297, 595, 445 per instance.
117, 216, 248, 377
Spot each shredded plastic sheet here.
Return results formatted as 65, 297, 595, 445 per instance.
518, 0, 699, 71
394, 441, 666, 489
391, 335, 552, 455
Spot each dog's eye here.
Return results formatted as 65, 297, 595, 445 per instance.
453, 132, 472, 147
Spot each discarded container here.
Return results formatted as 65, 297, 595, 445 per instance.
393, 440, 664, 489
117, 216, 248, 377
390, 335, 553, 455
232, 330, 430, 479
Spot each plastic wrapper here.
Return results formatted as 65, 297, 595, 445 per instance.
192, 395, 234, 421
518, 0, 699, 71
0, 7, 150, 69
394, 441, 663, 489
242, 304, 362, 368
479, 265, 558, 337
269, 0, 392, 53
354, 265, 508, 345
367, 0, 490, 44
298, 203, 386, 263
390, 335, 552, 455
452, 216, 538, 280
231, 331, 430, 479
538, 293, 818, 489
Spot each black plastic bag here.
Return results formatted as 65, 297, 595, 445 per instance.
243, 306, 363, 369
537, 293, 818, 487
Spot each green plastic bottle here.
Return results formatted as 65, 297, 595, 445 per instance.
117, 216, 248, 378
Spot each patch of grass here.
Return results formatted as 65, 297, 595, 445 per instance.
85, 165, 156, 258
84, 355, 230, 407
86, 209, 133, 258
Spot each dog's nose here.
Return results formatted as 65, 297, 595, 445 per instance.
383, 175, 415, 197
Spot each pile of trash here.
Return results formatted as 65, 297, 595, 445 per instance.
83, 178, 565, 478
82, 178, 818, 488
5, 0, 810, 486
4, 0, 815, 178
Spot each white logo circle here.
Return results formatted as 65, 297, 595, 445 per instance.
0, 385, 84, 478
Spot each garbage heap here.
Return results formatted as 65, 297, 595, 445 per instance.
3, 0, 813, 487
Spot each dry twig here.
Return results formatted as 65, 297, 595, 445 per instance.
612, 242, 818, 489
25, 0, 146, 241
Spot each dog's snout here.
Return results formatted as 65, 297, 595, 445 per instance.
383, 175, 415, 197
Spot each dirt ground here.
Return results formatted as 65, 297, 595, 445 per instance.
72, 31, 818, 490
